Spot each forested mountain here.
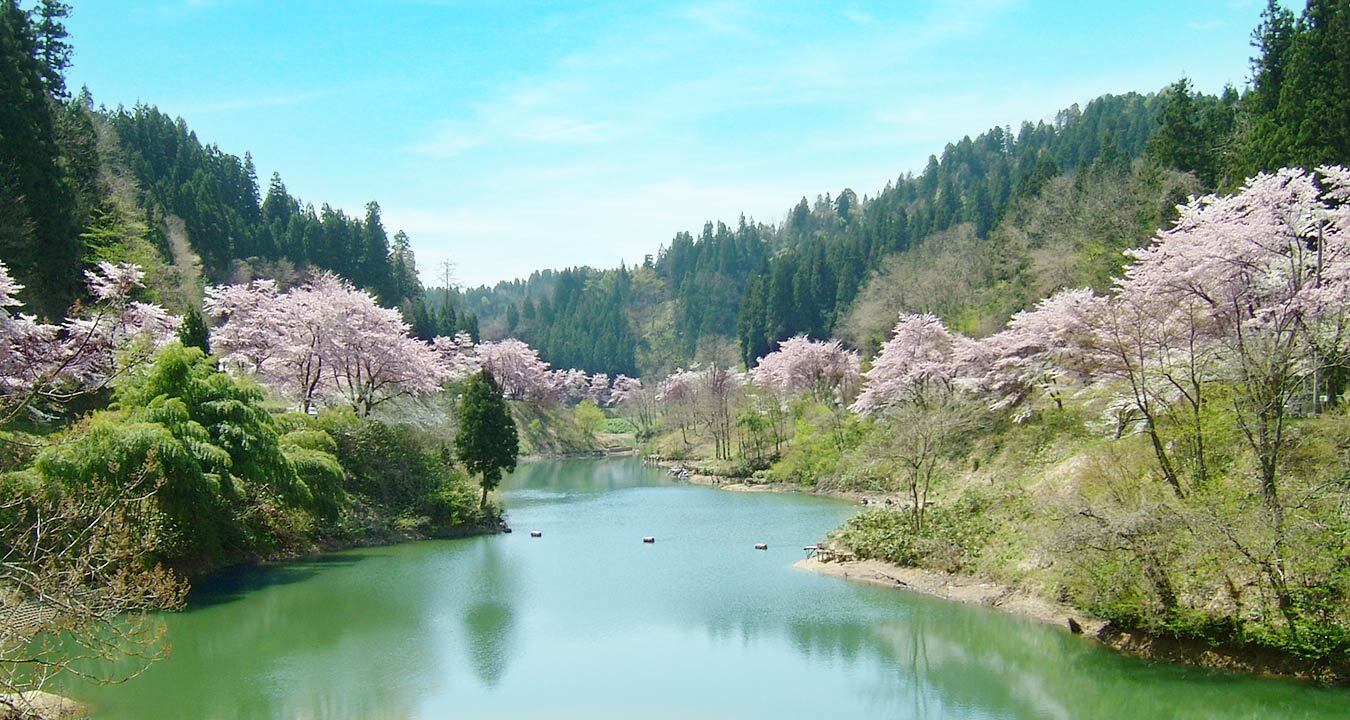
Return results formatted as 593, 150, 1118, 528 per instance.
460, 0, 1349, 377
733, 91, 1173, 365
463, 91, 1179, 373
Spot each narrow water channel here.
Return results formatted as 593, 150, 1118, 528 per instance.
63, 457, 1347, 719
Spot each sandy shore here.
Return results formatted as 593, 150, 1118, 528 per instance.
794, 556, 1105, 635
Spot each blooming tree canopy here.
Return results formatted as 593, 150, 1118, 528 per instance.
431, 332, 482, 379
608, 374, 641, 407
476, 339, 556, 402
586, 372, 611, 406
851, 313, 958, 414
751, 334, 860, 402
207, 273, 447, 414
2, 261, 178, 421
958, 288, 1104, 412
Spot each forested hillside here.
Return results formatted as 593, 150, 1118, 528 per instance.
457, 0, 1350, 378
459, 89, 1232, 375
454, 92, 1174, 374
1, 1, 479, 341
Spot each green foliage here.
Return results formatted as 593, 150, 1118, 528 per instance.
33, 413, 228, 561
178, 305, 211, 354
115, 343, 310, 506
315, 409, 487, 533
0, 0, 82, 316
836, 493, 994, 573
841, 161, 1200, 345
574, 400, 605, 438
1237, 0, 1350, 178
1146, 78, 1236, 187
13, 344, 347, 567
455, 370, 519, 507
509, 401, 602, 456
600, 416, 638, 434
768, 403, 865, 486
8, 343, 495, 579
737, 92, 1165, 364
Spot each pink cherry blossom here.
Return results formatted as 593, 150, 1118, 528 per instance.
751, 334, 860, 402
851, 313, 958, 414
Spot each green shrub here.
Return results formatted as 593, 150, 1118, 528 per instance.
836, 493, 994, 573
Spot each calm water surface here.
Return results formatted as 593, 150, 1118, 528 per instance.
64, 457, 1346, 718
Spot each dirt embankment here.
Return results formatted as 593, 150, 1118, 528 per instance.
794, 557, 1105, 634
795, 556, 1346, 684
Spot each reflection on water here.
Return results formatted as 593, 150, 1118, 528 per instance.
464, 602, 513, 687
59, 457, 1349, 720
460, 540, 516, 688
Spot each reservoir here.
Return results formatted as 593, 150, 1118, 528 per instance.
64, 457, 1347, 719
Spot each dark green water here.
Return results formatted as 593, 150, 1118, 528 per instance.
62, 457, 1345, 718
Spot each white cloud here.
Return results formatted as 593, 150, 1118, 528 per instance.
169, 90, 327, 115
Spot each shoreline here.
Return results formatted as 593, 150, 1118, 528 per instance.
647, 457, 887, 504
793, 556, 1107, 634
181, 517, 504, 581
646, 456, 1345, 685
794, 557, 1345, 685
519, 446, 638, 463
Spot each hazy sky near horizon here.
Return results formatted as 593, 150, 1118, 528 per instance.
68, 0, 1275, 288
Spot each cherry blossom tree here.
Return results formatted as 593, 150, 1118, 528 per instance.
751, 334, 860, 404
1117, 168, 1347, 499
431, 332, 482, 379
608, 375, 641, 407
204, 278, 282, 373
656, 367, 699, 446
697, 363, 743, 461
850, 313, 959, 415
554, 368, 590, 403
476, 339, 556, 402
586, 373, 611, 406
1, 261, 178, 423
208, 273, 447, 415
958, 288, 1104, 415
1027, 167, 1350, 641
318, 282, 449, 415
609, 375, 655, 435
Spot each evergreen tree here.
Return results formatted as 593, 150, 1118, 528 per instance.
1148, 78, 1223, 186
30, 0, 69, 98
178, 305, 211, 355
455, 369, 518, 509
1249, 0, 1297, 116
361, 201, 392, 300
388, 229, 419, 305
0, 0, 77, 316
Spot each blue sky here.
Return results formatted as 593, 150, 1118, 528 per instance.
67, 0, 1277, 288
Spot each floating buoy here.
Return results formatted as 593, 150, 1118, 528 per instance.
642, 536, 656, 544
754, 543, 768, 550
530, 530, 542, 538
502, 526, 513, 534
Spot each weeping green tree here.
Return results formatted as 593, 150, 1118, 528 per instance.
455, 369, 519, 508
